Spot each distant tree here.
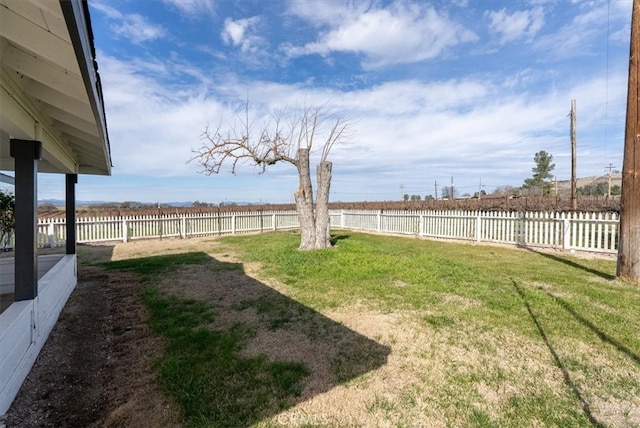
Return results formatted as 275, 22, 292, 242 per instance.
424, 194, 434, 201
492, 185, 518, 197
577, 182, 608, 197
611, 184, 622, 196
523, 150, 555, 195
403, 194, 410, 201
0, 190, 15, 249
473, 190, 487, 198
192, 201, 210, 207
410, 194, 421, 201
594, 182, 608, 196
441, 185, 456, 199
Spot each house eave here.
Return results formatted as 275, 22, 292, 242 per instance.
0, 0, 112, 176
60, 0, 111, 176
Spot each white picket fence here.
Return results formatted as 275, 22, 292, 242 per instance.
19, 211, 300, 248
330, 210, 619, 254
0, 209, 620, 254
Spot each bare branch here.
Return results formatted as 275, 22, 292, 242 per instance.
188, 100, 349, 175
188, 101, 299, 174
321, 116, 351, 162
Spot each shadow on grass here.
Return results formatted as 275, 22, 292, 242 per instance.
106, 252, 390, 427
512, 280, 605, 428
517, 245, 615, 280
542, 290, 640, 366
330, 234, 351, 245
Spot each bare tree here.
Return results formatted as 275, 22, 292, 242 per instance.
189, 102, 350, 250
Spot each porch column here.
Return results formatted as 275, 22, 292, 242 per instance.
66, 174, 77, 255
9, 139, 42, 301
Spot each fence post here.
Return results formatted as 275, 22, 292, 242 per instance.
341, 210, 346, 229
475, 212, 481, 243
181, 215, 187, 239
231, 214, 236, 234
47, 222, 54, 248
518, 213, 525, 245
123, 218, 128, 243
418, 214, 424, 236
562, 217, 570, 251
272, 213, 277, 231
377, 210, 382, 232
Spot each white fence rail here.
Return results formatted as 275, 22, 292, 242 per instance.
330, 210, 619, 254
1, 209, 620, 254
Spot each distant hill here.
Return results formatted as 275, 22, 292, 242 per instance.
554, 174, 621, 194
37, 199, 259, 208
38, 199, 114, 207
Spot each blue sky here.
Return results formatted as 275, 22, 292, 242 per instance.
38, 0, 634, 203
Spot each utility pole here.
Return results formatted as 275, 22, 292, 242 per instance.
570, 99, 577, 210
400, 183, 404, 200
605, 163, 616, 197
451, 176, 454, 199
617, 0, 640, 282
434, 180, 438, 200
478, 178, 482, 199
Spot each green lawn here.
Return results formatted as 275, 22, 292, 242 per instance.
104, 232, 640, 427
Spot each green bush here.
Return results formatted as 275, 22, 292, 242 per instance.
0, 190, 15, 248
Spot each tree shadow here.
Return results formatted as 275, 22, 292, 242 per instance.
516, 244, 615, 280
511, 280, 605, 427
111, 251, 390, 427
330, 234, 351, 245
541, 289, 640, 366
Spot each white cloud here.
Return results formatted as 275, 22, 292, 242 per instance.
285, 0, 361, 27
113, 14, 166, 44
90, 2, 121, 19
486, 7, 545, 44
531, 2, 626, 60
97, 45, 626, 193
97, 54, 224, 177
221, 17, 263, 54
92, 2, 165, 44
285, 2, 477, 68
162, 0, 214, 16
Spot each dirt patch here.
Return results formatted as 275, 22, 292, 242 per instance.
2, 249, 180, 428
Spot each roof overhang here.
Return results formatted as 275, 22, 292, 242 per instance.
0, 0, 111, 176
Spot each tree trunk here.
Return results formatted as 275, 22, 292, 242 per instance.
617, 0, 640, 282
315, 160, 332, 249
294, 148, 316, 250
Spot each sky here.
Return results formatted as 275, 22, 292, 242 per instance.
36, 0, 635, 204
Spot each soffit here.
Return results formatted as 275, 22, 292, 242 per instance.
0, 0, 111, 175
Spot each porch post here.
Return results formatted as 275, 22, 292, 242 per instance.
66, 174, 78, 254
10, 139, 42, 301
